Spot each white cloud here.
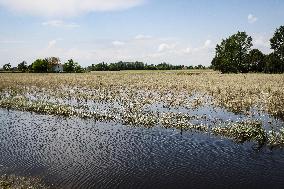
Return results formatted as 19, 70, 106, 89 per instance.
0, 0, 145, 17
252, 33, 272, 54
47, 40, 57, 49
248, 14, 258, 24
204, 39, 212, 48
182, 47, 193, 54
158, 43, 176, 52
254, 36, 269, 48
182, 39, 214, 54
112, 41, 125, 46
134, 34, 152, 40
42, 20, 80, 28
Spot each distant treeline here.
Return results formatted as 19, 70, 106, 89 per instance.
1, 58, 84, 73
211, 25, 284, 73
87, 61, 206, 71
1, 59, 207, 73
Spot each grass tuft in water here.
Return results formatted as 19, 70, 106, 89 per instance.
267, 128, 284, 147
212, 121, 267, 145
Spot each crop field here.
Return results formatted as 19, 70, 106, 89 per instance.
1, 70, 284, 147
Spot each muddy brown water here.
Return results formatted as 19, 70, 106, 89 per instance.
0, 109, 284, 189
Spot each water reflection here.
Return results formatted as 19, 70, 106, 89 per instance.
0, 109, 284, 189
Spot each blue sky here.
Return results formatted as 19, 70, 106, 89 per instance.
0, 0, 283, 67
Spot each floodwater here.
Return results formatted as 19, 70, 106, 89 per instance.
1, 109, 284, 189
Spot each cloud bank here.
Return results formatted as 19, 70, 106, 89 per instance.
0, 0, 145, 17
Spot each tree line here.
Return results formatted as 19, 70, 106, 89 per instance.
2, 58, 84, 73
211, 25, 284, 73
2, 59, 206, 73
87, 62, 206, 71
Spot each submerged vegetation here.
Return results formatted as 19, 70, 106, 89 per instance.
0, 174, 48, 189
0, 71, 284, 147
212, 121, 267, 145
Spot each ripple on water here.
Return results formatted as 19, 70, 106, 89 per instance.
0, 109, 284, 189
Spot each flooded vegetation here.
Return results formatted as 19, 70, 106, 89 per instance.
1, 0, 284, 187
1, 108, 284, 189
0, 71, 284, 188
0, 71, 284, 146
0, 174, 48, 189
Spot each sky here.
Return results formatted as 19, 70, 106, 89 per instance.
0, 0, 284, 67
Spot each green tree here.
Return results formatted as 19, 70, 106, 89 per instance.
145, 64, 157, 70
45, 57, 60, 72
108, 63, 120, 71
17, 61, 28, 72
92, 62, 109, 71
264, 53, 283, 73
3, 63, 11, 71
32, 59, 48, 73
74, 65, 84, 73
270, 26, 284, 73
63, 59, 83, 73
27, 64, 33, 72
270, 26, 284, 62
247, 49, 265, 72
212, 31, 253, 73
157, 62, 173, 70
195, 64, 206, 69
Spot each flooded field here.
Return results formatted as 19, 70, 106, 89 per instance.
0, 71, 284, 188
1, 109, 284, 189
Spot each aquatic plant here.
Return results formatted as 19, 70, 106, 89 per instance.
267, 128, 284, 147
160, 112, 208, 132
212, 121, 267, 145
0, 174, 49, 189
